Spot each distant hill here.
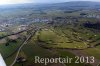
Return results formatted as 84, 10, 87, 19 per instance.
52, 1, 100, 9
0, 1, 100, 10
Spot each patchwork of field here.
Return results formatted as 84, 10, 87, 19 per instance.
0, 21, 99, 66
0, 2, 100, 66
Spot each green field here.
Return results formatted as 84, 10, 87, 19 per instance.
38, 29, 88, 49
14, 33, 91, 66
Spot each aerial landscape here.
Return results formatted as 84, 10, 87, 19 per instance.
0, 0, 100, 66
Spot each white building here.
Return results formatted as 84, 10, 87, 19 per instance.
18, 25, 27, 31
0, 54, 6, 66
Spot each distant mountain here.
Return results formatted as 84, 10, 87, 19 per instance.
52, 1, 100, 9
0, 1, 100, 10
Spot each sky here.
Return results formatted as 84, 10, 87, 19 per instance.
0, 0, 100, 5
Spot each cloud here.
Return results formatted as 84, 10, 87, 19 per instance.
0, 0, 33, 5
33, 0, 63, 3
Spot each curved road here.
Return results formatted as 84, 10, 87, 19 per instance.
10, 27, 40, 66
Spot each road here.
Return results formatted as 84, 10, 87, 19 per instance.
9, 27, 40, 66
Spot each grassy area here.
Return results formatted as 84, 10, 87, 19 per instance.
38, 29, 88, 49
82, 48, 100, 59
0, 39, 23, 65
56, 49, 92, 66
5, 52, 17, 65
0, 39, 22, 58
14, 33, 92, 66
14, 33, 55, 66
0, 32, 7, 37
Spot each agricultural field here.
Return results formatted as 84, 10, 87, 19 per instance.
0, 1, 100, 66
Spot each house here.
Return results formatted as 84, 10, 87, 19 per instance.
18, 25, 27, 31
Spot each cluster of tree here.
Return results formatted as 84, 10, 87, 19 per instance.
83, 22, 100, 30
5, 38, 17, 46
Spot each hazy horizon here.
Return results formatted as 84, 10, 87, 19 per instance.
0, 0, 100, 5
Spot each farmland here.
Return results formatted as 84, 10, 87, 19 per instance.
0, 1, 100, 66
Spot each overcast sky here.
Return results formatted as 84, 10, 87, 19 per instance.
0, 0, 100, 5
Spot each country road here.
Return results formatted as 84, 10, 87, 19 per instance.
9, 27, 40, 66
